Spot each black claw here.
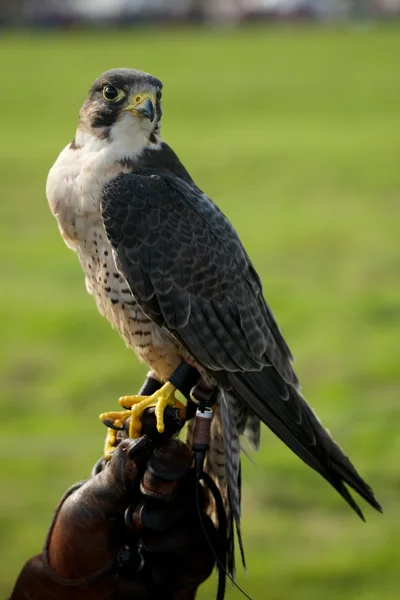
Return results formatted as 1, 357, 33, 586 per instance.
102, 419, 125, 431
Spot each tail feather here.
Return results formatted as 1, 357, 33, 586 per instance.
243, 411, 261, 452
220, 389, 246, 572
226, 369, 382, 518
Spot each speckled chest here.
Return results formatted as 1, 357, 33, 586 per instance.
80, 225, 162, 354
46, 142, 155, 350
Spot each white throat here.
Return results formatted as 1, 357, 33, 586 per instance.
47, 113, 163, 244
75, 111, 157, 160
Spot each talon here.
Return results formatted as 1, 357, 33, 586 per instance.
102, 419, 125, 431
99, 382, 184, 460
99, 411, 132, 460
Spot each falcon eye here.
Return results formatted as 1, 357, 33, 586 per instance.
156, 91, 162, 101
103, 85, 121, 101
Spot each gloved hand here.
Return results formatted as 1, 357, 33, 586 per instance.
10, 430, 216, 600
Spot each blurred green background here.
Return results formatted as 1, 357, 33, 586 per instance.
1, 24, 399, 599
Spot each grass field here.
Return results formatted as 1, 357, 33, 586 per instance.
0, 23, 399, 599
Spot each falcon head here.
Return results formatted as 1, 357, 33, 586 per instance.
78, 68, 163, 144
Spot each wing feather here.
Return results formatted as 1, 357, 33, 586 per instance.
101, 169, 295, 380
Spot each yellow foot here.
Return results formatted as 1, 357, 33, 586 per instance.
102, 418, 126, 461
99, 382, 185, 459
119, 381, 183, 438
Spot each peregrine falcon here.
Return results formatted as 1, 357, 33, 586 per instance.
47, 68, 380, 545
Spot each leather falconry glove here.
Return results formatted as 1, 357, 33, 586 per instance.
10, 406, 216, 600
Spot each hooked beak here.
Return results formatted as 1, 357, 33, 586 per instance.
124, 93, 155, 123
136, 97, 155, 123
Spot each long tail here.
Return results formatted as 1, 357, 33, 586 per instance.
219, 389, 246, 573
227, 368, 382, 519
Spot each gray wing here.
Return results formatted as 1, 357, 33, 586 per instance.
101, 169, 296, 383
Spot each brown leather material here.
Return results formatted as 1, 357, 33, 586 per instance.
140, 439, 193, 501
46, 436, 151, 580
141, 516, 211, 553
149, 439, 194, 481
10, 555, 149, 600
9, 436, 215, 600
131, 494, 193, 532
190, 380, 215, 406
